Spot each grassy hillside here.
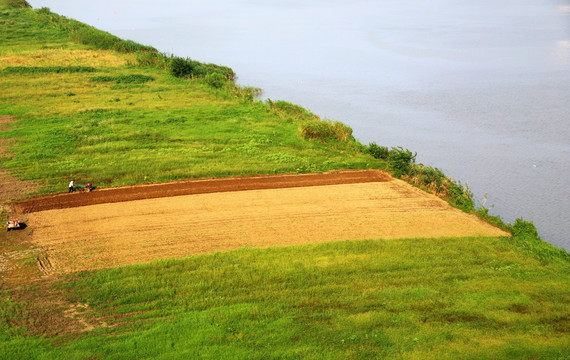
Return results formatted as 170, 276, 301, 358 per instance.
0, 0, 383, 195
1, 236, 569, 360
1, 1, 568, 359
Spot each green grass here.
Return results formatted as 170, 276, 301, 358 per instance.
1, 236, 569, 360
0, 1, 383, 195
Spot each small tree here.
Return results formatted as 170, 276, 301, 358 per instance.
169, 57, 192, 78
365, 142, 390, 160
388, 147, 416, 177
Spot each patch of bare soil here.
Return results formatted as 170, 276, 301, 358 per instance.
9, 278, 109, 336
22, 170, 509, 274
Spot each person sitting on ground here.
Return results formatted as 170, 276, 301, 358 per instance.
69, 179, 74, 193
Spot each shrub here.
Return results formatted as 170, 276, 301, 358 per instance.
475, 207, 508, 229
202, 63, 235, 81
205, 72, 227, 89
169, 57, 193, 78
36, 7, 51, 14
365, 142, 390, 160
509, 218, 569, 263
169, 57, 235, 80
136, 52, 168, 69
447, 181, 474, 212
418, 166, 445, 192
231, 85, 262, 102
387, 147, 416, 177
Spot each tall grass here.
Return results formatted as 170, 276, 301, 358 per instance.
300, 119, 354, 143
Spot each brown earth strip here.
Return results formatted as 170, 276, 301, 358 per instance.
16, 169, 391, 213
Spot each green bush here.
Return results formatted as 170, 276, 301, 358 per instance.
415, 165, 446, 192
509, 218, 569, 263
135, 52, 168, 69
447, 181, 474, 212
387, 147, 416, 177
205, 72, 226, 89
365, 142, 390, 160
169, 57, 193, 78
202, 62, 235, 81
476, 207, 508, 230
169, 57, 235, 80
36, 6, 50, 14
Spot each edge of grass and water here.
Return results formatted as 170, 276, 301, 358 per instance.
1, 1, 568, 359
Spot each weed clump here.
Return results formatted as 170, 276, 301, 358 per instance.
205, 72, 227, 89
509, 218, 569, 263
300, 120, 354, 142
89, 74, 155, 84
364, 142, 390, 160
364, 144, 417, 177
1, 66, 97, 74
169, 56, 234, 81
363, 142, 476, 212
169, 57, 193, 78
267, 100, 320, 123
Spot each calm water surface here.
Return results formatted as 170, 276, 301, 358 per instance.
29, 0, 570, 250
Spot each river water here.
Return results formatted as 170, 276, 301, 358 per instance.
28, 0, 570, 250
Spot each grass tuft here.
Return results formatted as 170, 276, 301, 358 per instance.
300, 119, 354, 143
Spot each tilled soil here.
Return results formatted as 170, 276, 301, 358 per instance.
21, 170, 509, 274
16, 170, 392, 213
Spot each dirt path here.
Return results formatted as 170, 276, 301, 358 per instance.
23, 170, 509, 274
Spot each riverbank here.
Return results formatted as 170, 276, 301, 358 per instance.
1, 2, 568, 359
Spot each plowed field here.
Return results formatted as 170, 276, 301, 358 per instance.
21, 170, 509, 274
